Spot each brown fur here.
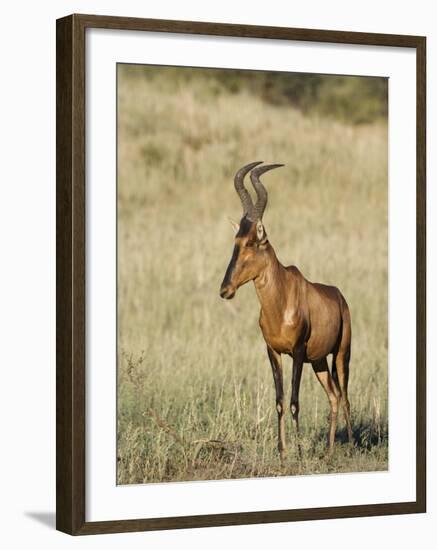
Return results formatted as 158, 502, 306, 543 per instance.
220, 218, 353, 462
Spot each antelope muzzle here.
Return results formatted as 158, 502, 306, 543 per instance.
220, 244, 239, 300
220, 285, 236, 300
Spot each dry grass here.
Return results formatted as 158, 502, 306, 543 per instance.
116, 66, 388, 485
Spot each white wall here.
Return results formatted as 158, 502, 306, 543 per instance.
0, 0, 434, 547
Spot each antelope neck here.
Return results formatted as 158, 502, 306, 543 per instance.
253, 245, 289, 316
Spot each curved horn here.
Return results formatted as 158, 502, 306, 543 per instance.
249, 163, 284, 220
234, 161, 263, 217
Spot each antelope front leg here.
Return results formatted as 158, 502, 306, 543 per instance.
267, 346, 286, 465
290, 350, 304, 456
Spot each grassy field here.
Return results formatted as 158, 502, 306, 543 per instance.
117, 65, 388, 485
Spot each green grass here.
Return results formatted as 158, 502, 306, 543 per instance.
116, 65, 388, 485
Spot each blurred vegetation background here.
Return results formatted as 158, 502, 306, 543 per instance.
117, 64, 388, 485
120, 64, 388, 125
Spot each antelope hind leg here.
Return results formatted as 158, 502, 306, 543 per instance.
333, 350, 353, 443
312, 357, 340, 453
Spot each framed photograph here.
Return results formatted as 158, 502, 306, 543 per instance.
56, 13, 426, 535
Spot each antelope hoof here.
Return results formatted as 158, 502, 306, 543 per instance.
326, 444, 335, 458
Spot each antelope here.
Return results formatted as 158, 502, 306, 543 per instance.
220, 161, 353, 463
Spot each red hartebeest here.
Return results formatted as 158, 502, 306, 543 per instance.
220, 161, 353, 462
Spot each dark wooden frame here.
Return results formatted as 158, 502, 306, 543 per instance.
56, 13, 427, 536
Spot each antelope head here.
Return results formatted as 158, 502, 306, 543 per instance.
220, 161, 284, 300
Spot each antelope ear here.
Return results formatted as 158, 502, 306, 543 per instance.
256, 220, 265, 241
228, 217, 240, 234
